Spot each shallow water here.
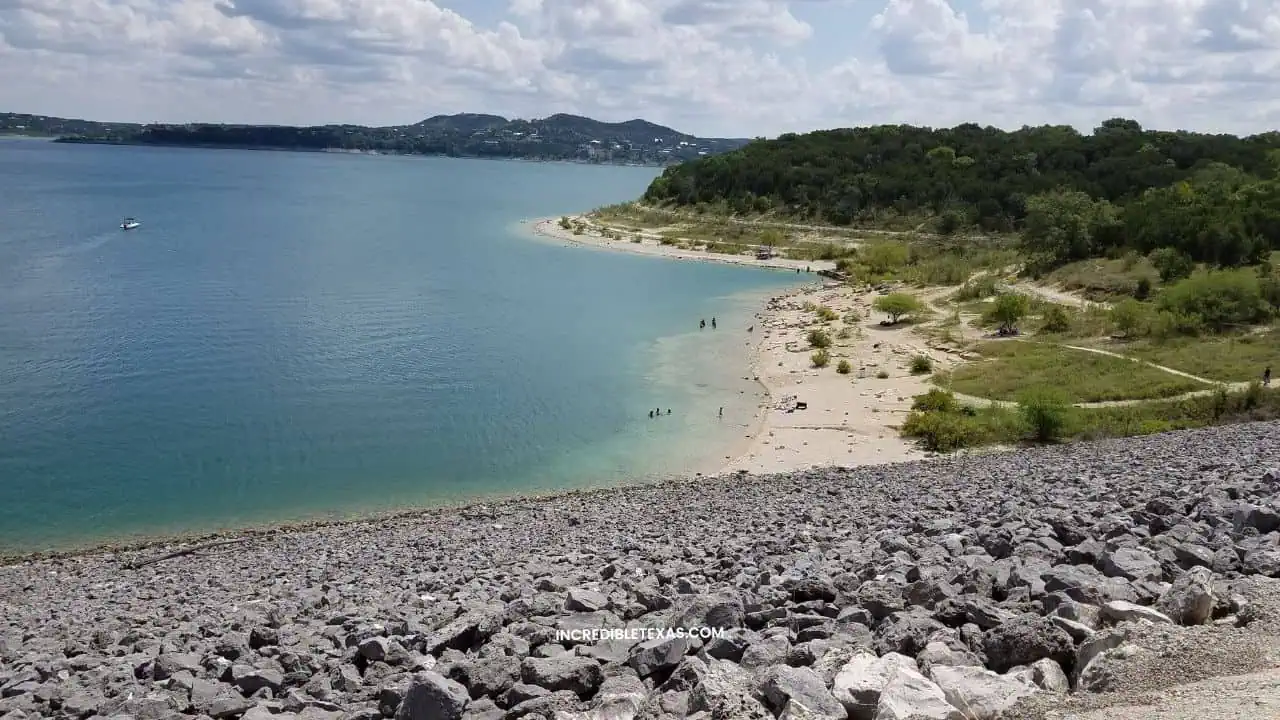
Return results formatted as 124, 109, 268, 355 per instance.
0, 141, 804, 551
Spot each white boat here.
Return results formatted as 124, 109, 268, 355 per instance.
120, 218, 140, 230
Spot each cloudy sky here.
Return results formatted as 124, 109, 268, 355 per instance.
1, 0, 1277, 138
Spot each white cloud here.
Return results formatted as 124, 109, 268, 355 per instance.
0, 0, 1278, 137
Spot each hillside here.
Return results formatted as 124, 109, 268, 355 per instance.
1, 111, 749, 165
642, 119, 1280, 230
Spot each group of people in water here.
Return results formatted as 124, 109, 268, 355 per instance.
647, 319, 743, 419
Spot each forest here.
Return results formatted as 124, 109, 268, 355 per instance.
642, 119, 1280, 267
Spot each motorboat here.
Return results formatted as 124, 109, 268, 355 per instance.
120, 217, 140, 230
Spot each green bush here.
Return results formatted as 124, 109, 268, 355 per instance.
836, 359, 852, 374
1110, 298, 1153, 337
1150, 309, 1205, 339
1040, 305, 1072, 333
844, 309, 862, 324
863, 241, 910, 274
1134, 277, 1152, 300
983, 293, 1030, 332
1018, 389, 1070, 442
876, 369, 890, 379
808, 328, 832, 348
912, 389, 957, 413
910, 355, 934, 374
1157, 269, 1272, 331
811, 349, 831, 368
900, 411, 979, 452
816, 306, 839, 322
1150, 248, 1195, 283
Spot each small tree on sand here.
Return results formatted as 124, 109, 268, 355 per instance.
873, 293, 924, 324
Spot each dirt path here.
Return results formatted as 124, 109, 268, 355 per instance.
1002, 280, 1105, 309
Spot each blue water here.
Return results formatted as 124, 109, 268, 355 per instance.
0, 140, 803, 551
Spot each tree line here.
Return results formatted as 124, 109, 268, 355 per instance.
643, 119, 1280, 267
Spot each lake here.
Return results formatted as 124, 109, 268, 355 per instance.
0, 141, 803, 552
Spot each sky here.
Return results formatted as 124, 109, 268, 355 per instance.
1, 0, 1278, 139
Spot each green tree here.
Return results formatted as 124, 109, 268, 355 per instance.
873, 293, 924, 324
1022, 189, 1120, 265
984, 293, 1030, 332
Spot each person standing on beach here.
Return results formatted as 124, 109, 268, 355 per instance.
1266, 366, 1272, 387
712, 317, 717, 329
719, 406, 723, 417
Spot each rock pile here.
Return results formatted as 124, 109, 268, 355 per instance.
3, 422, 1280, 720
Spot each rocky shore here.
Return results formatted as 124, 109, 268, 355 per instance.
4, 422, 1280, 720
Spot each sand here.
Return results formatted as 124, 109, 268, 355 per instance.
528, 216, 834, 272
527, 215, 970, 476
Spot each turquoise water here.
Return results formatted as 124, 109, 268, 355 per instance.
0, 141, 803, 552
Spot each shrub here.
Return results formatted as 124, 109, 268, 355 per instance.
837, 327, 853, 340
1244, 379, 1265, 410
808, 328, 832, 348
836, 359, 852, 374
816, 306, 839, 322
910, 355, 934, 374
844, 309, 862, 324
1150, 248, 1195, 283
876, 369, 890, 379
1157, 269, 1271, 331
912, 389, 957, 413
558, 216, 572, 230
1040, 305, 1071, 333
1109, 298, 1153, 338
900, 411, 979, 452
1150, 309, 1204, 339
863, 241, 910, 274
811, 349, 831, 368
1018, 389, 1070, 442
874, 293, 924, 324
1134, 277, 1152, 300
983, 293, 1030, 332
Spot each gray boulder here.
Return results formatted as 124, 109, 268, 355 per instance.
873, 666, 963, 720
1157, 567, 1215, 625
929, 664, 1037, 719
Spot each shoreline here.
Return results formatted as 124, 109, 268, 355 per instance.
0, 215, 924, 560
526, 214, 941, 476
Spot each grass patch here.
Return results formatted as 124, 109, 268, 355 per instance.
811, 349, 831, 368
901, 383, 1280, 452
1042, 256, 1159, 301
910, 355, 934, 374
946, 341, 1206, 402
1121, 331, 1280, 383
815, 305, 840, 322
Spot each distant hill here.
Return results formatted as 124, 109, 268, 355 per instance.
1, 111, 749, 166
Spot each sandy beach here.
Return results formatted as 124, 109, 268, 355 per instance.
527, 214, 969, 476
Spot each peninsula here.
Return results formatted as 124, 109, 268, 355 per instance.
0, 111, 750, 166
